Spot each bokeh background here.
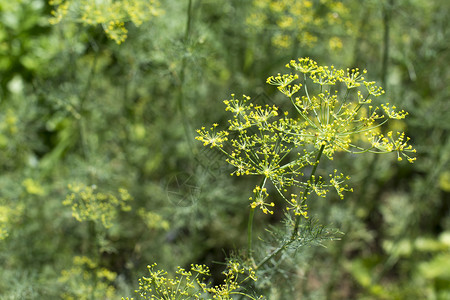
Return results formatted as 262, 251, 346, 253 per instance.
0, 0, 448, 299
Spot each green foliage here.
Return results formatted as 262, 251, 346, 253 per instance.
0, 0, 51, 96
59, 256, 117, 300
0, 0, 447, 299
0, 202, 23, 240
63, 183, 132, 228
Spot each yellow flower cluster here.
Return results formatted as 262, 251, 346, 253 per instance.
286, 193, 308, 218
125, 262, 259, 299
249, 185, 275, 215
59, 256, 117, 300
63, 183, 133, 228
22, 178, 45, 195
49, 0, 163, 44
196, 57, 416, 217
246, 0, 350, 50
133, 263, 204, 299
138, 208, 169, 231
367, 131, 416, 162
0, 109, 18, 148
205, 261, 258, 299
381, 103, 408, 119
329, 170, 353, 200
0, 203, 24, 240
196, 123, 229, 148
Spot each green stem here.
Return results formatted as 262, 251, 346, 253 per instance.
255, 144, 325, 270
381, 0, 392, 89
177, 0, 195, 154
299, 74, 320, 129
290, 96, 317, 130
351, 4, 369, 67
290, 144, 325, 240
177, 0, 190, 107
247, 207, 255, 260
78, 46, 98, 160
184, 0, 193, 43
247, 177, 267, 263
256, 239, 293, 269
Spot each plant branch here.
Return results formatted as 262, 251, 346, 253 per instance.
247, 177, 267, 263
254, 144, 325, 270
177, 0, 195, 155
247, 207, 255, 262
256, 238, 294, 269
291, 144, 325, 240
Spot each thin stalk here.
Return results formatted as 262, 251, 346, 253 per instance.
177, 0, 195, 153
255, 144, 325, 270
184, 0, 193, 42
303, 74, 322, 127
247, 207, 255, 260
336, 89, 350, 115
291, 144, 325, 240
351, 3, 369, 67
290, 96, 317, 130
256, 238, 294, 269
381, 0, 392, 89
78, 43, 98, 160
248, 177, 267, 262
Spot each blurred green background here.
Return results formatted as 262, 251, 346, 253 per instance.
0, 0, 448, 299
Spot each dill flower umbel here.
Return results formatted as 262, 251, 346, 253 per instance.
49, 0, 163, 44
63, 183, 133, 228
196, 57, 416, 217
124, 262, 259, 299
246, 0, 350, 50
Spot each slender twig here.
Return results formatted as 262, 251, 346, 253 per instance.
256, 238, 294, 269
248, 177, 268, 263
177, 0, 195, 153
291, 144, 325, 240
254, 144, 325, 270
78, 41, 99, 160
247, 207, 255, 261
381, 0, 392, 89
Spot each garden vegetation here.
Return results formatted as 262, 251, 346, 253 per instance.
0, 0, 448, 299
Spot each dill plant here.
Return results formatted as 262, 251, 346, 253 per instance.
196, 57, 416, 269
122, 57, 416, 299
59, 184, 134, 298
